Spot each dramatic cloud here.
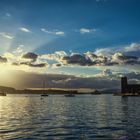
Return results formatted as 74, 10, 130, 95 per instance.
1, 42, 140, 75
102, 69, 113, 76
13, 61, 47, 68
79, 28, 96, 34
22, 52, 38, 62
125, 72, 140, 82
0, 32, 14, 39
39, 48, 140, 67
94, 48, 113, 56
1, 51, 48, 70
19, 27, 31, 33
40, 51, 67, 60
112, 53, 139, 65
61, 53, 94, 66
28, 63, 47, 68
1, 49, 140, 71
60, 51, 140, 66
124, 43, 140, 52
41, 28, 65, 36
0, 56, 7, 63
94, 43, 140, 56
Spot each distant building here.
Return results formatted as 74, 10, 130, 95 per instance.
121, 77, 140, 93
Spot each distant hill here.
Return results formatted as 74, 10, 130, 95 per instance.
101, 88, 120, 94
0, 86, 16, 93
0, 85, 120, 94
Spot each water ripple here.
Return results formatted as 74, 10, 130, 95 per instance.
0, 95, 140, 140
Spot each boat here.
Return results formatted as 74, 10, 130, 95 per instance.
41, 94, 49, 97
40, 81, 49, 97
0, 92, 7, 96
64, 94, 75, 97
91, 90, 101, 95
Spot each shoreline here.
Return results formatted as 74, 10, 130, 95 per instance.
114, 93, 140, 96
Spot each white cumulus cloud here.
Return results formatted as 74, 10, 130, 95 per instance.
0, 32, 14, 39
55, 31, 65, 36
41, 28, 65, 36
79, 28, 96, 34
19, 27, 31, 33
124, 43, 140, 52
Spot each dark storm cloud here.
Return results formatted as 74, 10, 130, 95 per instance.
0, 56, 7, 63
22, 52, 38, 62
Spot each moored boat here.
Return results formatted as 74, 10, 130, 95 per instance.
64, 94, 75, 97
41, 94, 49, 97
91, 90, 101, 95
41, 81, 49, 97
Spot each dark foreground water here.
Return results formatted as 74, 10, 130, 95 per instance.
0, 94, 140, 140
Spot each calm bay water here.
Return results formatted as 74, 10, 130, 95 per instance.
0, 94, 140, 140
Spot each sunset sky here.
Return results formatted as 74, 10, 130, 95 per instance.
0, 0, 140, 89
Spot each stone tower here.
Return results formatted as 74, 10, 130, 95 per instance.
121, 77, 128, 93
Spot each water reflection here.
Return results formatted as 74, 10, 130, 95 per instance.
121, 97, 140, 139
0, 95, 140, 140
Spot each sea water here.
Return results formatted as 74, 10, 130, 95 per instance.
0, 94, 140, 140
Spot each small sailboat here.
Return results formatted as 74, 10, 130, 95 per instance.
40, 81, 49, 97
